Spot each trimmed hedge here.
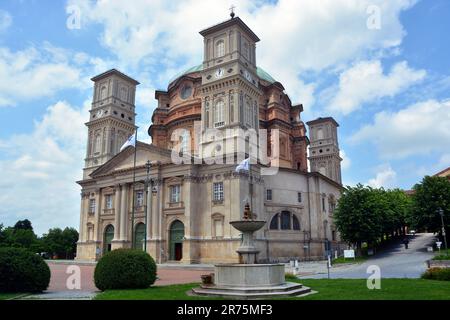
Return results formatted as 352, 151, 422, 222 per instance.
94, 249, 157, 291
0, 247, 51, 293
421, 267, 450, 281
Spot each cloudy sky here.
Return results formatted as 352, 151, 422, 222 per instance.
0, 0, 449, 235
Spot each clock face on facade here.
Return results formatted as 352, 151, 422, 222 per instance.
215, 68, 224, 79
96, 110, 103, 118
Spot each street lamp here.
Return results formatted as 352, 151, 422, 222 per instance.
438, 208, 448, 254
144, 160, 152, 252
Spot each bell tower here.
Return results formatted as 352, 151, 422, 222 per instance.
83, 69, 139, 179
307, 117, 342, 184
199, 13, 262, 157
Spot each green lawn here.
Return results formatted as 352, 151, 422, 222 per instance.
0, 293, 26, 300
433, 248, 450, 260
332, 256, 368, 264
95, 278, 450, 300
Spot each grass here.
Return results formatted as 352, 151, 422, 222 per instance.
433, 249, 450, 260
95, 278, 450, 300
0, 293, 27, 300
332, 256, 368, 264
95, 283, 223, 300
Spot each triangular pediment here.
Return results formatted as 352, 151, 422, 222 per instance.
90, 142, 172, 177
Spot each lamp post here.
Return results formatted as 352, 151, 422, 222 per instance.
144, 160, 151, 252
438, 208, 448, 254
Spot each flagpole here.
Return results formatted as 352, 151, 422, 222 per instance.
131, 127, 138, 249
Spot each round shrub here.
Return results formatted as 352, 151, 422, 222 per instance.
94, 249, 157, 291
421, 267, 450, 281
0, 247, 51, 293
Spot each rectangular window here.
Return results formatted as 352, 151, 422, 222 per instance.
322, 197, 326, 211
105, 195, 113, 209
136, 191, 144, 207
89, 199, 96, 214
170, 185, 181, 203
298, 192, 302, 203
213, 182, 224, 201
266, 189, 273, 201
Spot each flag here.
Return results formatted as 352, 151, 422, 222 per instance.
120, 133, 136, 152
235, 158, 250, 172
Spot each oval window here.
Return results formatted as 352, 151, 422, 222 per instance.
180, 85, 192, 100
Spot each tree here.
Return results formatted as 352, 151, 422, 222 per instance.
411, 176, 450, 238
334, 184, 384, 254
42, 227, 79, 259
14, 219, 33, 231
0, 220, 42, 252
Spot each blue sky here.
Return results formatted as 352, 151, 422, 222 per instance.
0, 0, 449, 235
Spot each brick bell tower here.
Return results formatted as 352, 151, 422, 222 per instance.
83, 69, 139, 179
198, 13, 262, 158
307, 117, 342, 184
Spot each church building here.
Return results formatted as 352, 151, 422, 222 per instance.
76, 15, 344, 263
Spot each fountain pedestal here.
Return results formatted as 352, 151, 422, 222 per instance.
192, 204, 313, 298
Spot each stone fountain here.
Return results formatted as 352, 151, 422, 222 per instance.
192, 204, 312, 298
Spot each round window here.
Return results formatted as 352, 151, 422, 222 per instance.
180, 85, 192, 100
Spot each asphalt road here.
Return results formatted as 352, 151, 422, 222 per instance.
299, 233, 437, 279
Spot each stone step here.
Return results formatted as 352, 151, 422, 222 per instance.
200, 282, 304, 294
192, 285, 312, 298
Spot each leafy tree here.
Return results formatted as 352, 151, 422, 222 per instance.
14, 219, 33, 231
0, 220, 42, 252
42, 227, 79, 259
411, 176, 450, 238
334, 184, 384, 253
334, 185, 412, 255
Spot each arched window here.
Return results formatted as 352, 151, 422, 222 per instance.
120, 86, 128, 101
245, 99, 252, 126
94, 133, 102, 153
270, 211, 300, 231
216, 40, 225, 57
280, 211, 291, 230
269, 214, 279, 230
180, 130, 190, 153
103, 225, 114, 253
293, 215, 300, 230
214, 99, 224, 127
243, 42, 249, 59
317, 128, 324, 140
100, 86, 107, 100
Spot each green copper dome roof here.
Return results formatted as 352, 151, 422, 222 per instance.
169, 64, 276, 86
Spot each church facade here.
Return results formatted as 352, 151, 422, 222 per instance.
76, 16, 344, 263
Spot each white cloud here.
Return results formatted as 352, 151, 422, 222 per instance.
351, 99, 450, 159
340, 150, 351, 170
328, 60, 426, 114
0, 43, 110, 107
367, 164, 397, 188
67, 0, 416, 106
0, 10, 12, 32
0, 101, 89, 235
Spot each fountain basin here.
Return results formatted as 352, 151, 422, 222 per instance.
214, 263, 284, 287
230, 220, 266, 232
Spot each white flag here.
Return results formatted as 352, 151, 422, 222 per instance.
120, 133, 136, 152
235, 158, 250, 172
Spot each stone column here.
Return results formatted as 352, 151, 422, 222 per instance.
120, 183, 129, 242
78, 192, 87, 242
93, 189, 101, 241
113, 184, 121, 240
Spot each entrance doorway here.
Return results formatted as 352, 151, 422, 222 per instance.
134, 223, 146, 250
103, 225, 114, 253
169, 220, 184, 261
